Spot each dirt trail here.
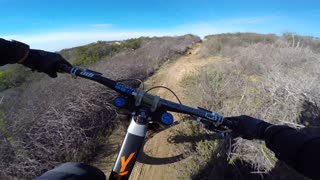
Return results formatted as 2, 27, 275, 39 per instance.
93, 42, 223, 179
129, 43, 223, 180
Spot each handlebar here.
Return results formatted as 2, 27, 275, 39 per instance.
57, 64, 229, 128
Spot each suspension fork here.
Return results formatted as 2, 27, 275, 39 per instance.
109, 112, 149, 180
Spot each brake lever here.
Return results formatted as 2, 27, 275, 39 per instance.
204, 124, 229, 131
203, 124, 229, 138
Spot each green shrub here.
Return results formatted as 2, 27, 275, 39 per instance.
69, 37, 148, 66
0, 65, 33, 90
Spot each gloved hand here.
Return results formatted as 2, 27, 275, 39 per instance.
225, 115, 272, 140
35, 162, 106, 180
22, 49, 72, 78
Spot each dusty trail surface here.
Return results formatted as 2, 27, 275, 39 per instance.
130, 43, 224, 180
94, 42, 223, 179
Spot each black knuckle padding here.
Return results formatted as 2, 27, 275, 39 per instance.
23, 49, 70, 78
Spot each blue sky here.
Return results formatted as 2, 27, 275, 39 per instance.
1, 0, 319, 51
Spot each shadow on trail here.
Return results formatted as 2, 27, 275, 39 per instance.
137, 152, 185, 165
147, 121, 180, 136
137, 129, 226, 166
167, 133, 225, 144
136, 119, 223, 165
136, 121, 187, 165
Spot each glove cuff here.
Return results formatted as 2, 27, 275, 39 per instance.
10, 40, 30, 63
257, 121, 273, 139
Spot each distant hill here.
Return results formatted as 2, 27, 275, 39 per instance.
59, 37, 149, 66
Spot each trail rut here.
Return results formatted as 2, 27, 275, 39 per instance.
93, 42, 223, 179
129, 43, 223, 180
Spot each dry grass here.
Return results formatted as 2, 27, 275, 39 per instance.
0, 35, 201, 179
181, 33, 320, 179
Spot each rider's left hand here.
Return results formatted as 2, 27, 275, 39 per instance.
22, 49, 72, 78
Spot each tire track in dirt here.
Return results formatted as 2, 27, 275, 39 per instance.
93, 42, 224, 179
129, 43, 224, 180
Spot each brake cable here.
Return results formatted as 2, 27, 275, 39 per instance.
146, 86, 182, 105
145, 85, 185, 121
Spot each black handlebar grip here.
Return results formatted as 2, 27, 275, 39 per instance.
57, 63, 72, 73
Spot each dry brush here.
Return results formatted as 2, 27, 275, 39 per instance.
182, 33, 320, 179
0, 35, 201, 179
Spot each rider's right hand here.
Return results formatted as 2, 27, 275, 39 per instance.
225, 115, 272, 140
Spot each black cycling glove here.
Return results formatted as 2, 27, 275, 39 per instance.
22, 49, 72, 78
225, 115, 272, 140
35, 162, 106, 180
0, 39, 71, 78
